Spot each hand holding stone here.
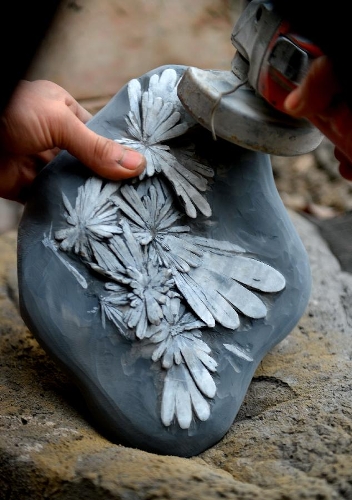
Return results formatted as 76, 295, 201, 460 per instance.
0, 80, 146, 203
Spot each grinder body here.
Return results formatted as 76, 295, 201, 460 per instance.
177, 0, 325, 156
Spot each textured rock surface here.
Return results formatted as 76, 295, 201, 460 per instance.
1, 207, 352, 499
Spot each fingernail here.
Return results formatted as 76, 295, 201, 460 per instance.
118, 149, 145, 170
284, 88, 303, 114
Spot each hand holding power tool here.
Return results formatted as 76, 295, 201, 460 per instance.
177, 0, 352, 179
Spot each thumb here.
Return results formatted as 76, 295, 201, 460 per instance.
284, 56, 341, 117
56, 109, 146, 180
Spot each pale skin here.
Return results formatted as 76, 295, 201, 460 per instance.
283, 55, 352, 181
0, 79, 146, 203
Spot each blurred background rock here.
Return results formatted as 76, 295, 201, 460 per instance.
2, 0, 352, 238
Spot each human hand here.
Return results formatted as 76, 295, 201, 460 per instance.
0, 80, 146, 203
283, 55, 352, 181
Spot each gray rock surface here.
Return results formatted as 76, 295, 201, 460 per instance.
1, 207, 352, 499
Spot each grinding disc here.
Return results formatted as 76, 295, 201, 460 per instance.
177, 66, 323, 156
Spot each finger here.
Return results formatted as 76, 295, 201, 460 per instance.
54, 109, 146, 180
284, 56, 342, 117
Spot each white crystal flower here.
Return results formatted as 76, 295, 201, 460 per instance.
55, 176, 286, 333
115, 68, 214, 218
111, 179, 195, 270
55, 178, 121, 258
103, 263, 176, 340
146, 298, 217, 429
93, 219, 179, 339
112, 178, 286, 330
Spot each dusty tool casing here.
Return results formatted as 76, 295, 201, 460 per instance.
177, 0, 324, 156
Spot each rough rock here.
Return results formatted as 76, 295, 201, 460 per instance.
1, 207, 352, 499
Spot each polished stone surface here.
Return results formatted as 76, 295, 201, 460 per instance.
18, 65, 311, 457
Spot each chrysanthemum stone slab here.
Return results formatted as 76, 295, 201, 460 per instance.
17, 65, 311, 457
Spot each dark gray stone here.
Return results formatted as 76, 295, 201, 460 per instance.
17, 65, 311, 457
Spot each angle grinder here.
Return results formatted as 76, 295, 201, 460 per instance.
177, 0, 324, 156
